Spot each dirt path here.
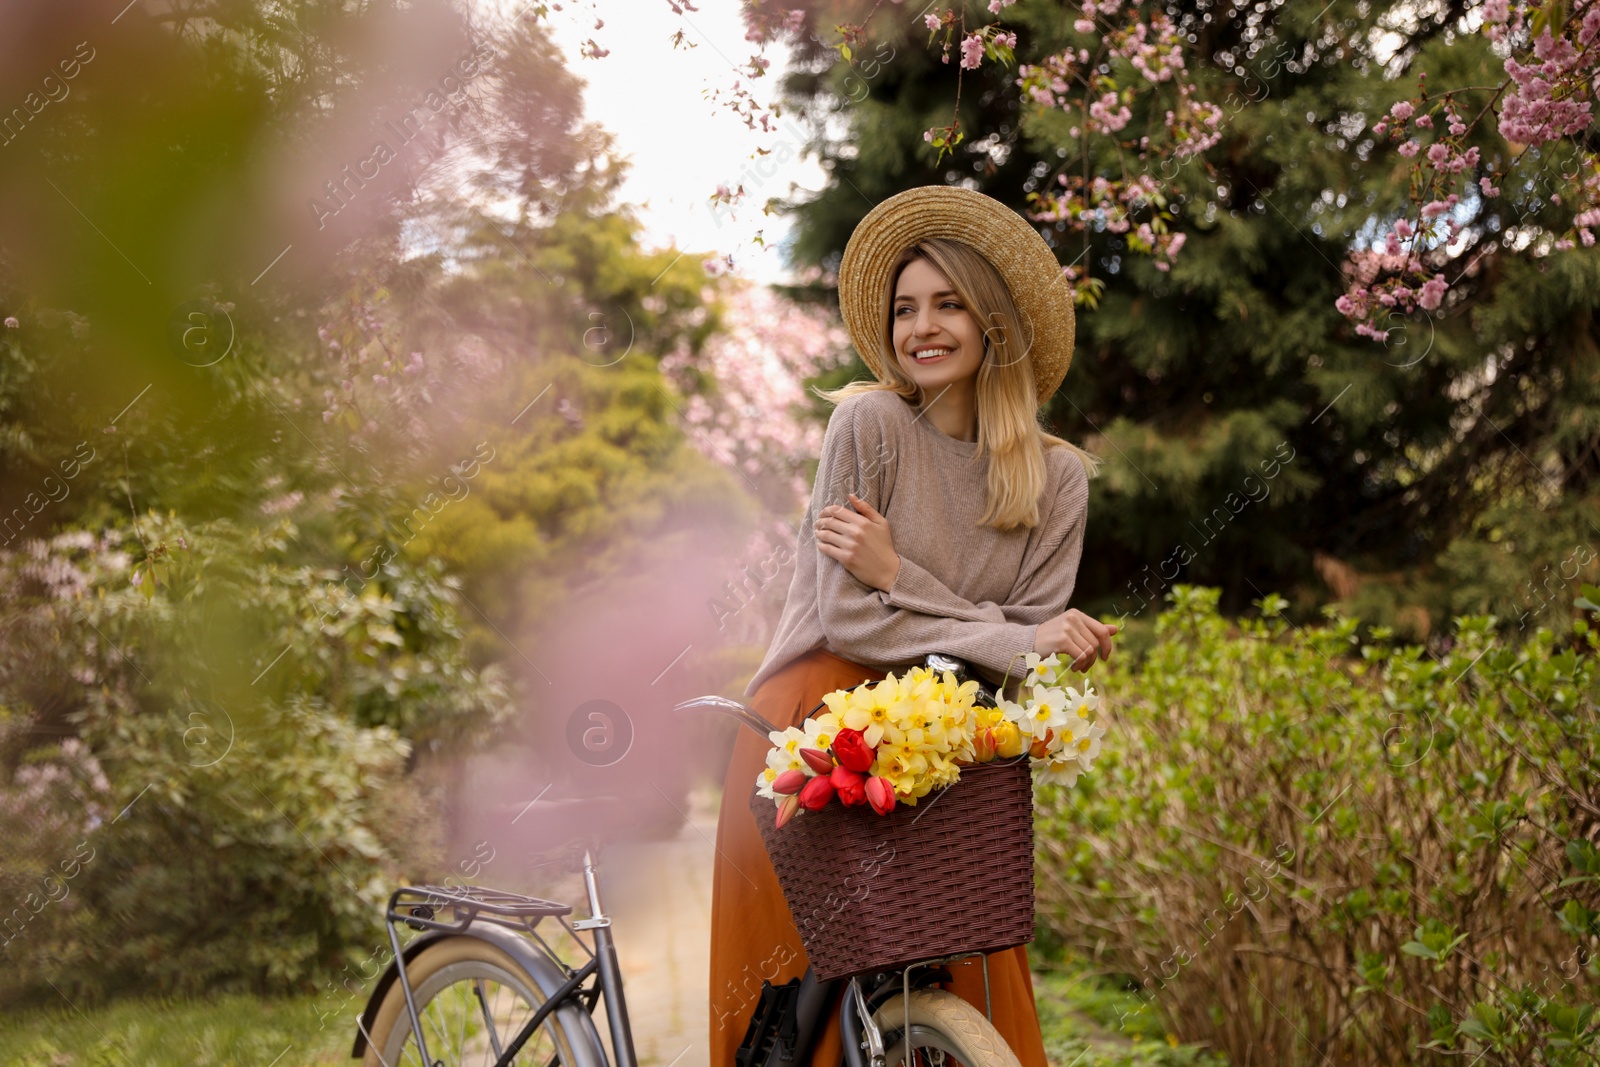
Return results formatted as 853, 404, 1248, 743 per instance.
586, 783, 719, 1067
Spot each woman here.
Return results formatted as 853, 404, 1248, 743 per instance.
708, 185, 1118, 1067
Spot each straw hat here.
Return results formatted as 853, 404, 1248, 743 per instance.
837, 185, 1076, 408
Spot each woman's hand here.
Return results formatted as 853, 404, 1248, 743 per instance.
814, 493, 901, 592
1033, 609, 1119, 672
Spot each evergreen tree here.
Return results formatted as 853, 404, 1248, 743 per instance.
763, 0, 1600, 640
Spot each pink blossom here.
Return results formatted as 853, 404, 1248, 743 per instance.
960, 33, 985, 69
924, 12, 941, 31
1390, 100, 1415, 122
1417, 275, 1448, 311
1074, 18, 1095, 32
1397, 140, 1421, 157
1501, 29, 1594, 144
3, 316, 16, 329
1414, 114, 1432, 128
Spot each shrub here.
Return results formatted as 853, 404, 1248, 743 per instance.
0, 518, 512, 1004
1036, 585, 1600, 1066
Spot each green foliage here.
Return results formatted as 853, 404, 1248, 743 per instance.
1035, 586, 1600, 1066
1032, 964, 1231, 1067
0, 517, 511, 1003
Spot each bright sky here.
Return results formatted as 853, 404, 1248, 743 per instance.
531, 0, 829, 285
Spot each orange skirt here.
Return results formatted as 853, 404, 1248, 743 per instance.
708, 647, 1050, 1067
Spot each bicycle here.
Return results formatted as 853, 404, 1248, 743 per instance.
351, 652, 1026, 1067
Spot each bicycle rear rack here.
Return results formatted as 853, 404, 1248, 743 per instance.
387, 884, 572, 936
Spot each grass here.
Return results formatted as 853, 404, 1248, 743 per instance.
1, 955, 1222, 1067
1031, 955, 1232, 1067
0, 992, 356, 1066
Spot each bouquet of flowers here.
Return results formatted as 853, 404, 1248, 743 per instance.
756, 652, 1107, 828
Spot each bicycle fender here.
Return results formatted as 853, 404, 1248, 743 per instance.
349, 924, 607, 1066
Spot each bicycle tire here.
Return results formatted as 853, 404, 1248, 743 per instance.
871, 989, 1024, 1067
363, 936, 593, 1067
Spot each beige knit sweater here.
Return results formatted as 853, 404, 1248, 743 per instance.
744, 388, 1091, 699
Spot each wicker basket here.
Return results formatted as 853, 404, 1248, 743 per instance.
748, 755, 1036, 981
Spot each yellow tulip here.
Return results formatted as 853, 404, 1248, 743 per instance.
992, 720, 1025, 758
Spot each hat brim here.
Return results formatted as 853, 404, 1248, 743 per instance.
837, 185, 1075, 408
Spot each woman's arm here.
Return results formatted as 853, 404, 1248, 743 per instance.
806, 396, 1048, 683
823, 450, 1091, 628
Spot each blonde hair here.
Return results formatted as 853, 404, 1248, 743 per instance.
815, 237, 1100, 531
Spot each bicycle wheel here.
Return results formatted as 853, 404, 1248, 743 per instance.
871, 989, 1023, 1067
364, 936, 587, 1066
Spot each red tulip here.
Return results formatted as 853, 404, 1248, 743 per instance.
799, 747, 835, 775
772, 768, 807, 795
1028, 728, 1054, 760
797, 774, 835, 811
864, 776, 896, 815
832, 728, 875, 773
830, 765, 867, 806
775, 794, 800, 828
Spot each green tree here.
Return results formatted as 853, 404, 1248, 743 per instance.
762, 0, 1600, 641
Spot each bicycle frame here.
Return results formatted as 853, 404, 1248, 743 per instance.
368, 848, 637, 1067
835, 951, 993, 1067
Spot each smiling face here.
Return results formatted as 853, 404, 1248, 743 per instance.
890, 257, 986, 399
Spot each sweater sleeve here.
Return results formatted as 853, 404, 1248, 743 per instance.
806, 397, 1045, 685
878, 451, 1091, 627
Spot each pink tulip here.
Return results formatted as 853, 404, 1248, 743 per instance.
864, 776, 897, 815
773, 769, 807, 795
799, 747, 835, 775
775, 794, 800, 828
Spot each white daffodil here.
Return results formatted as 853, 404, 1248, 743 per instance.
1071, 720, 1108, 763
1018, 683, 1070, 739
1022, 651, 1066, 688
802, 711, 843, 752
997, 693, 1030, 726
1033, 753, 1083, 787
765, 725, 811, 776
1067, 683, 1101, 722
754, 764, 782, 800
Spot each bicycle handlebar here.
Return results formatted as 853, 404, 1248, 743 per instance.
672, 694, 780, 738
